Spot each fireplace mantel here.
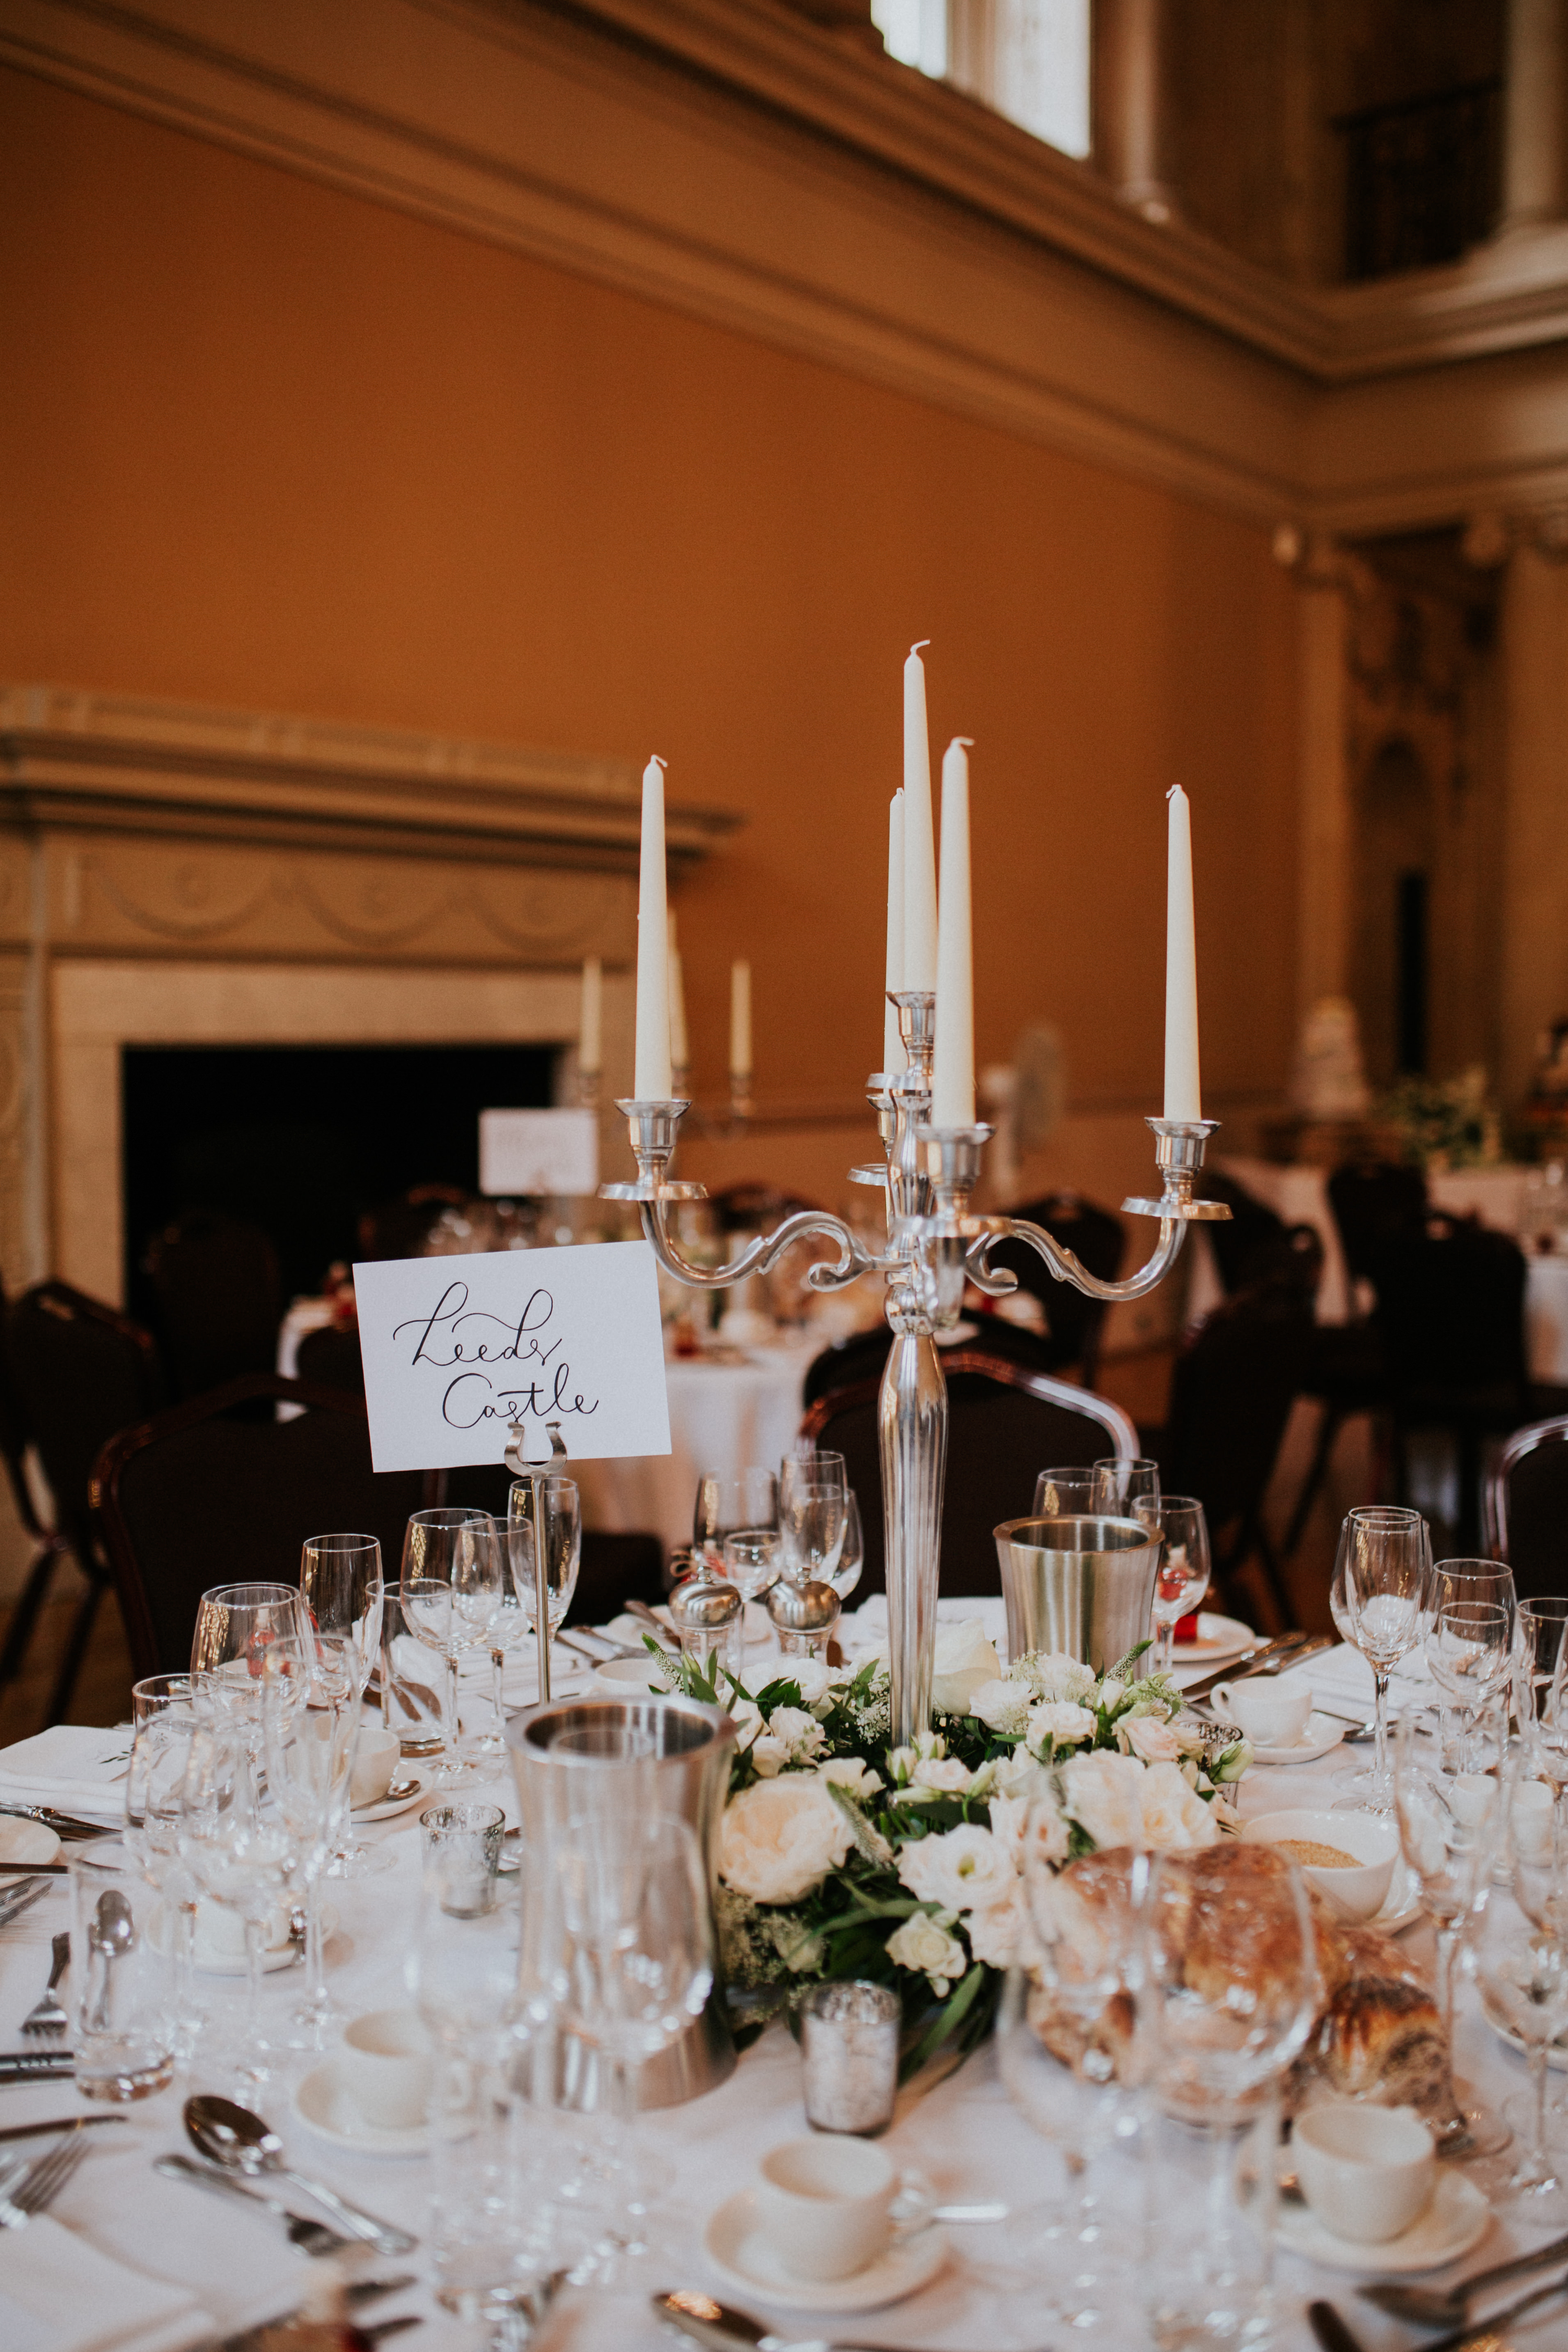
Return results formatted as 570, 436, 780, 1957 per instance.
0, 684, 741, 1296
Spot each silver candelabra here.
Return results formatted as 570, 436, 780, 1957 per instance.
602, 993, 1229, 1743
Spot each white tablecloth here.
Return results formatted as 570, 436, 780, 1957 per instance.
0, 1642, 1559, 2352
1189, 1158, 1568, 1382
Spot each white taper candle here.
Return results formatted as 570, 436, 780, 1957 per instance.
902, 643, 938, 991
730, 958, 752, 1080
931, 737, 975, 1127
884, 789, 905, 1073
633, 755, 672, 1098
1163, 783, 1201, 1121
579, 955, 602, 1077
667, 907, 688, 1077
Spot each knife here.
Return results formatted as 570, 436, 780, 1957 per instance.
651, 2290, 1051, 2352
1181, 1632, 1320, 1706
1414, 2267, 1568, 2352
0, 1803, 118, 1839
212, 2275, 419, 2351
0, 2114, 125, 2143
1307, 2303, 1366, 2352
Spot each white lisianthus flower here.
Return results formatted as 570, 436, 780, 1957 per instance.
994, 1751, 1054, 1802
1120, 1715, 1182, 1765
1210, 1739, 1252, 1784
912, 1754, 973, 1795
1137, 1759, 1220, 1850
1020, 1652, 1098, 1706
930, 1621, 1003, 1717
718, 1774, 855, 1904
818, 1754, 883, 1800
886, 1746, 917, 1786
898, 1823, 1014, 1912
767, 1706, 827, 1763
1096, 1678, 1126, 1712
1059, 1750, 1148, 1851
886, 1910, 967, 1990
1021, 1790, 1071, 1868
967, 1756, 999, 1800
984, 1792, 1029, 1854
969, 1678, 1031, 1738
963, 1880, 1024, 1969
1027, 1700, 1098, 1752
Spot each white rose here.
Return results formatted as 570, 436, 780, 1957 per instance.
1027, 1700, 1098, 1752
969, 1678, 1032, 1736
767, 1706, 827, 1763
1121, 1715, 1181, 1765
750, 1735, 788, 1777
886, 1910, 967, 1989
1022, 1652, 1098, 1705
930, 1621, 1003, 1717
898, 1824, 1014, 1912
964, 1880, 1024, 1969
1137, 1760, 1220, 1851
1059, 1750, 1148, 1851
718, 1774, 855, 1904
784, 1658, 833, 1715
994, 1751, 1054, 1802
912, 1755, 972, 1795
818, 1754, 883, 1800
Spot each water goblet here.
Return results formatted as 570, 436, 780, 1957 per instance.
301, 1537, 390, 1877
1133, 1495, 1211, 1676
401, 1510, 507, 1781
692, 1467, 777, 1570
1333, 1504, 1431, 1810
1426, 1597, 1513, 1751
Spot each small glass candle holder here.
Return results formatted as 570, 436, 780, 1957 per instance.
801, 1979, 900, 2134
668, 1561, 745, 1685
421, 1802, 504, 1917
768, 1577, 840, 1660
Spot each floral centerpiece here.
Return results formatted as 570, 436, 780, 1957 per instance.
664, 1619, 1251, 2084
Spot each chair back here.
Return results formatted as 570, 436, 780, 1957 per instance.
295, 1322, 366, 1396
802, 1313, 1062, 1410
146, 1210, 281, 1396
1163, 1274, 1314, 1547
1372, 1214, 1528, 1401
985, 1194, 1124, 1377
5, 1282, 164, 1563
800, 1351, 1135, 1598
93, 1373, 426, 1677
1327, 1159, 1429, 1282
1485, 1415, 1568, 1601
1192, 1173, 1290, 1295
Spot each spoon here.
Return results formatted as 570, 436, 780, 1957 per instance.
183, 2095, 416, 2254
87, 1889, 135, 2030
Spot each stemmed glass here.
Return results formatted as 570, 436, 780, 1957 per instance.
1426, 1595, 1514, 1764
1332, 1505, 1431, 1811
1033, 1467, 1100, 1517
1474, 1774, 1568, 2223
1517, 1598, 1568, 1765
1393, 1712, 1508, 2156
826, 1491, 864, 1602
720, 1528, 781, 1604
124, 1678, 206, 2056
178, 1710, 299, 2087
401, 1511, 506, 1783
260, 1637, 361, 2047
190, 1582, 309, 1756
300, 1536, 389, 1876
507, 1478, 583, 1643
778, 1467, 846, 1588
1093, 1457, 1160, 1516
1133, 1495, 1211, 1676
692, 1468, 777, 1570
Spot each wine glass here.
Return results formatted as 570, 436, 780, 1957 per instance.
1473, 1775, 1568, 2223
1517, 1598, 1568, 1765
300, 1536, 389, 1876
1133, 1495, 1211, 1676
720, 1527, 781, 1603
1092, 1457, 1160, 1516
190, 1582, 309, 1755
1032, 1467, 1100, 1517
1332, 1505, 1431, 1811
1393, 1712, 1508, 2156
825, 1490, 864, 1602
778, 1479, 846, 1588
692, 1468, 777, 1570
779, 1449, 846, 1519
1427, 1598, 1513, 1753
401, 1511, 507, 1783
178, 1712, 299, 2087
259, 1636, 361, 2047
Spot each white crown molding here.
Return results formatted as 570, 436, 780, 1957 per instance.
2, 0, 1567, 533
0, 683, 740, 871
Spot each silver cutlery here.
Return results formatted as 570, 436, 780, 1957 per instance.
0, 1876, 53, 1928
0, 2048, 77, 2082
1359, 2228, 1568, 2327
0, 2114, 125, 2145
623, 1598, 679, 1652
1179, 1631, 1319, 1706
20, 1933, 71, 2039
155, 2153, 354, 2254
1306, 2303, 1365, 2352
1408, 2266, 1568, 2352
0, 2129, 90, 2226
0, 1802, 117, 1840
184, 2094, 417, 2256
652, 2290, 1053, 2352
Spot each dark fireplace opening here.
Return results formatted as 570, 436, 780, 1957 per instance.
121, 1041, 557, 1323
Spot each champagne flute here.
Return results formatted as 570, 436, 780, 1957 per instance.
1133, 1495, 1211, 1676
1517, 1598, 1568, 1765
826, 1490, 864, 1602
401, 1511, 506, 1783
779, 1479, 846, 1589
124, 1685, 205, 2055
1333, 1505, 1431, 1811
260, 1636, 361, 2046
178, 1712, 298, 2087
507, 1477, 582, 1638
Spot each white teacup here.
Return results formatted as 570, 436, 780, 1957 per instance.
351, 1725, 401, 1808
1294, 2099, 1436, 2243
754, 2137, 894, 2281
1210, 1680, 1314, 1749
339, 2008, 434, 2130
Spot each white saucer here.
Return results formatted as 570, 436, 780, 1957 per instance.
702, 2191, 947, 2313
353, 1774, 431, 1823
292, 2054, 455, 2156
1483, 2008, 1568, 2071
1251, 1715, 1348, 1766
1277, 2169, 1490, 2274
1174, 1614, 1256, 1668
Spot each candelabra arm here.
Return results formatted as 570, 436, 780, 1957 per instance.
639, 1200, 882, 1295
967, 1213, 1189, 1304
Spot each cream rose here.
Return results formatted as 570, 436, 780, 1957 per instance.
969, 1678, 1031, 1737
718, 1774, 854, 1904
930, 1621, 1003, 1717
1021, 1652, 1098, 1706
818, 1754, 883, 1800
1059, 1750, 1148, 1851
767, 1706, 827, 1763
886, 1911, 967, 1989
1027, 1700, 1098, 1752
1120, 1715, 1181, 1765
964, 1880, 1024, 1969
898, 1823, 1014, 1912
911, 1754, 972, 1795
1137, 1759, 1220, 1850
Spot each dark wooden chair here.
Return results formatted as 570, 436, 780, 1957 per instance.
1, 1281, 165, 1719
1486, 1414, 1568, 1601
146, 1209, 282, 1398
800, 1351, 1136, 1598
93, 1373, 427, 1679
802, 1312, 1064, 1410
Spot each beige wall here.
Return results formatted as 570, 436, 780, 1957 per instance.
0, 65, 1300, 1220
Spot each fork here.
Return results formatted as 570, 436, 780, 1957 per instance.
20, 1935, 70, 2039
0, 2130, 90, 2226
0, 1877, 51, 1930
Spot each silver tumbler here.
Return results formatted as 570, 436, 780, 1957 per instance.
994, 1514, 1160, 1673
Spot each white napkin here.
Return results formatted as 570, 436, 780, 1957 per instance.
0, 1726, 132, 1822
0, 2214, 212, 2352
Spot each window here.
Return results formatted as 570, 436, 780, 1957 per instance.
873, 0, 1093, 163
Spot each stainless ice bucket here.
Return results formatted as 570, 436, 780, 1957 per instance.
995, 1514, 1160, 1673
506, 1692, 737, 2109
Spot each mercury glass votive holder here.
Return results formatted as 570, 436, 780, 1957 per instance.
801, 1979, 900, 2135
421, 1802, 504, 1917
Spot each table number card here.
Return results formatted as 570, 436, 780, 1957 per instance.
353, 1242, 671, 1473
